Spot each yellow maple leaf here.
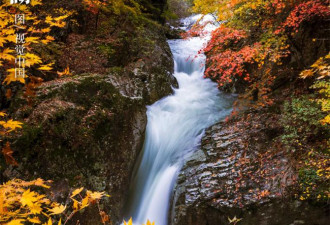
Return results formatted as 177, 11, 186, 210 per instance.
26, 36, 40, 44
43, 218, 52, 225
321, 114, 330, 125
142, 220, 155, 225
49, 204, 66, 215
0, 48, 15, 61
88, 191, 105, 200
16, 4, 28, 11
73, 199, 79, 211
6, 34, 16, 43
45, 17, 66, 28
20, 189, 37, 207
6, 219, 25, 225
0, 36, 7, 47
300, 69, 314, 79
38, 63, 54, 71
34, 178, 51, 188
80, 196, 89, 209
41, 28, 51, 33
45, 16, 53, 24
46, 35, 55, 41
228, 216, 242, 224
0, 112, 6, 117
70, 187, 84, 198
4, 68, 26, 84
3, 28, 16, 36
0, 119, 23, 132
124, 218, 133, 225
0, 191, 4, 215
31, 0, 42, 6
24, 53, 42, 66
32, 20, 41, 26
41, 39, 49, 44
57, 66, 72, 77
29, 203, 43, 214
57, 219, 62, 225
27, 27, 37, 33
54, 15, 69, 21
28, 217, 41, 224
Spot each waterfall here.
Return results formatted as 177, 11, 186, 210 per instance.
124, 15, 234, 225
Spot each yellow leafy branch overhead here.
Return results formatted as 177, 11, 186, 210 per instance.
0, 179, 109, 225
0, 0, 73, 85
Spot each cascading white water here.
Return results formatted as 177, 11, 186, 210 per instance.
124, 15, 234, 225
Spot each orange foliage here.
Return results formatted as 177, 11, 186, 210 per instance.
2, 142, 18, 166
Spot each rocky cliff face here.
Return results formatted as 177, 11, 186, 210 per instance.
172, 110, 329, 225
1, 23, 176, 225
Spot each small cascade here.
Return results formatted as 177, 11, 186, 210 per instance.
124, 15, 234, 225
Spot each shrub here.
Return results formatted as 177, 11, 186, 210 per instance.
280, 96, 328, 151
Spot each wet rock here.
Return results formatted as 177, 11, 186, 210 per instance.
185, 149, 206, 166
172, 113, 329, 225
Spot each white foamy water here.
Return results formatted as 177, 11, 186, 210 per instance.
124, 15, 234, 225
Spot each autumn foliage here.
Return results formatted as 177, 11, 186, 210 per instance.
1, 111, 22, 166
300, 54, 330, 125
192, 0, 329, 202
203, 27, 260, 86
0, 179, 110, 225
0, 0, 73, 168
276, 0, 330, 34
0, 0, 72, 85
192, 0, 329, 105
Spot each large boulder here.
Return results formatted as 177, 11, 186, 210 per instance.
171, 111, 329, 225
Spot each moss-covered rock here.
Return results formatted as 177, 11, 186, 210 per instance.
1, 21, 176, 224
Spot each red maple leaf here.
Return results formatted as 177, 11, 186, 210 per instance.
2, 142, 18, 166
